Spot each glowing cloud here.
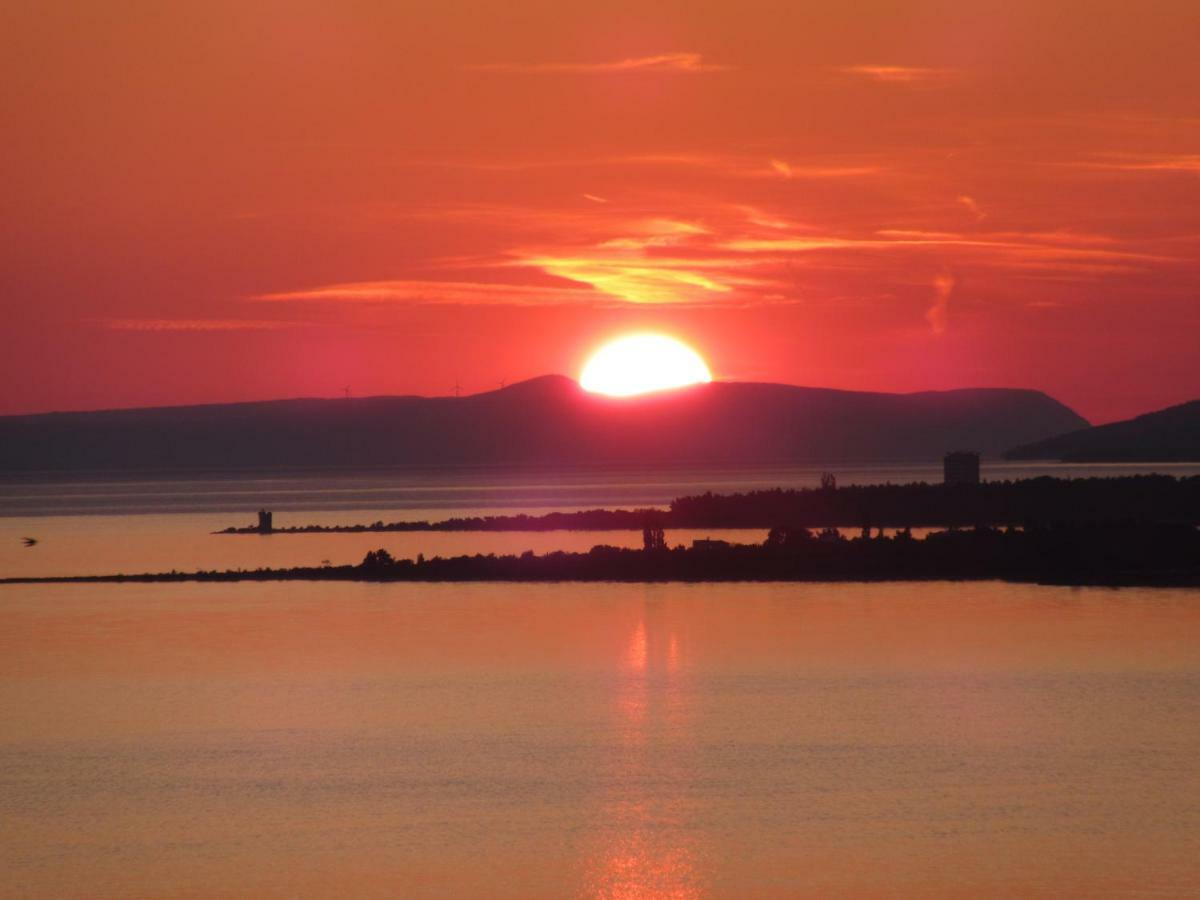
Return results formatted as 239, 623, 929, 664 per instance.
770, 159, 793, 178
926, 274, 955, 335
254, 280, 595, 306
254, 199, 1175, 320
527, 256, 735, 305
838, 65, 954, 83
957, 195, 987, 220
469, 52, 730, 74
104, 318, 299, 331
1083, 154, 1200, 173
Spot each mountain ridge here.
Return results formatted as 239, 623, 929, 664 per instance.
0, 375, 1089, 472
0, 373, 1079, 418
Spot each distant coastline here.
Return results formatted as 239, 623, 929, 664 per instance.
217, 475, 1200, 534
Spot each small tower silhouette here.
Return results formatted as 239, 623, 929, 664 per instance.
257, 510, 273, 533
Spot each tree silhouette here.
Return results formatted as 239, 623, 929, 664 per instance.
643, 525, 666, 552
361, 548, 395, 570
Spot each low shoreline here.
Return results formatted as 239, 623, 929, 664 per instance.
11, 522, 1200, 588
6, 572, 1199, 588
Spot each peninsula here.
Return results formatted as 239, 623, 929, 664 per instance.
9, 521, 1200, 587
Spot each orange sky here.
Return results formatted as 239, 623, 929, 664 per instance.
3, 1, 1199, 421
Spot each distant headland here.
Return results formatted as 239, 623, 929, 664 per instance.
1007, 399, 1200, 462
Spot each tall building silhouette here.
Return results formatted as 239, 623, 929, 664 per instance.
943, 451, 981, 486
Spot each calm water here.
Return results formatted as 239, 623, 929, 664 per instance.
2, 581, 1199, 897
6, 461, 1200, 518
3, 464, 1200, 896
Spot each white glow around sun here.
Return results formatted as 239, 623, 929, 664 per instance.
580, 334, 713, 396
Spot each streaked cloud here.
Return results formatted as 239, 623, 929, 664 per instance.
926, 274, 954, 335
255, 280, 596, 306
838, 65, 955, 83
468, 52, 729, 75
254, 196, 1180, 318
104, 318, 300, 331
770, 159, 794, 178
522, 256, 738, 305
1077, 154, 1200, 173
398, 152, 883, 180
623, 153, 882, 180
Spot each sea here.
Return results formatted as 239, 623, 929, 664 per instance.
3, 461, 1200, 896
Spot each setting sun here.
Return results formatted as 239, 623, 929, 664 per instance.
580, 334, 713, 397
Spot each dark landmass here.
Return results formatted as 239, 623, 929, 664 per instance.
1007, 399, 1200, 461
220, 475, 1200, 534
0, 375, 1086, 472
221, 507, 660, 534
7, 523, 1199, 587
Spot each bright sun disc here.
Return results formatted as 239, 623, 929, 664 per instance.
580, 334, 713, 396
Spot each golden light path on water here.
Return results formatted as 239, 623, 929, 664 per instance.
583, 606, 701, 898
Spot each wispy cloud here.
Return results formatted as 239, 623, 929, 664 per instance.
1075, 154, 1200, 174
770, 159, 794, 178
521, 256, 739, 304
957, 195, 986, 220
103, 318, 300, 331
729, 231, 1171, 268
254, 280, 595, 306
838, 65, 955, 83
250, 198, 1181, 320
468, 52, 730, 75
622, 153, 882, 180
395, 151, 883, 181
926, 274, 954, 335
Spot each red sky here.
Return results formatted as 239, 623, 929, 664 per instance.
3, 1, 1199, 422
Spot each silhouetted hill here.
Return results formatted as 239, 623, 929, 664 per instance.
1007, 400, 1200, 462
0, 375, 1088, 472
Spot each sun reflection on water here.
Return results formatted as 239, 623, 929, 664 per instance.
582, 599, 705, 898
